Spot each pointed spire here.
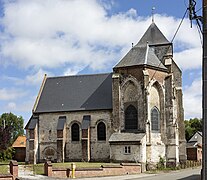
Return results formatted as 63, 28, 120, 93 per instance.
152, 7, 155, 23
135, 22, 170, 46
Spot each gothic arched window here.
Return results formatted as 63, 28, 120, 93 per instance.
97, 122, 106, 141
151, 107, 160, 131
125, 105, 138, 130
71, 123, 80, 141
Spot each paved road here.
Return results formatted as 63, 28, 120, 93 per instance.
76, 167, 201, 180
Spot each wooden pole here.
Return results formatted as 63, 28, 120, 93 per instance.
203, 0, 207, 179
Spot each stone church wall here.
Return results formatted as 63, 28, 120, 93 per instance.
149, 133, 165, 163
37, 110, 112, 162
110, 144, 141, 162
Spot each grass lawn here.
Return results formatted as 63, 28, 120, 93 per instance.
0, 161, 119, 175
34, 162, 119, 175
0, 161, 10, 175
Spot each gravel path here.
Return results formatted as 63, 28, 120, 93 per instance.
18, 165, 53, 180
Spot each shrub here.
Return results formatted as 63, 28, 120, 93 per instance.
0, 147, 15, 161
157, 156, 165, 169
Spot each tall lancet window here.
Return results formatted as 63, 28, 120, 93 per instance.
71, 123, 80, 141
97, 122, 106, 141
125, 105, 138, 130
151, 107, 160, 131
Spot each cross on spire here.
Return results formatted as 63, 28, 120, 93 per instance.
152, 7, 155, 23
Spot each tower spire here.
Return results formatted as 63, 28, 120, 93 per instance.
152, 7, 155, 23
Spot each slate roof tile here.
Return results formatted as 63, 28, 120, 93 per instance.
35, 73, 112, 113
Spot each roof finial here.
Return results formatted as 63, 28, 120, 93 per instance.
152, 7, 155, 23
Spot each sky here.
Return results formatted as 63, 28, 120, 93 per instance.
0, 0, 203, 125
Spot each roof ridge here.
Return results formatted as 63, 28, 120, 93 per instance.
47, 72, 112, 79
144, 44, 149, 65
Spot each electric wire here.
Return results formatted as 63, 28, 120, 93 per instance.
148, 8, 188, 86
171, 8, 188, 43
196, 22, 203, 45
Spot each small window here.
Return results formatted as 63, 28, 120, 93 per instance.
49, 130, 52, 140
124, 146, 131, 154
97, 122, 106, 141
71, 123, 80, 141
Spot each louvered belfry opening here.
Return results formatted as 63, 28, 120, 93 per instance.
125, 105, 138, 130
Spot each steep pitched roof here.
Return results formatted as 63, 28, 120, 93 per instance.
136, 22, 170, 46
57, 116, 66, 130
115, 45, 167, 69
114, 22, 169, 70
12, 136, 26, 148
35, 73, 112, 113
188, 131, 202, 144
25, 116, 38, 129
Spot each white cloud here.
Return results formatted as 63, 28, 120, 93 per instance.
0, 0, 203, 120
0, 88, 27, 100
174, 47, 202, 70
2, 69, 53, 86
7, 102, 16, 110
0, 0, 201, 71
3, 97, 35, 115
183, 78, 202, 119
64, 66, 84, 76
25, 69, 52, 85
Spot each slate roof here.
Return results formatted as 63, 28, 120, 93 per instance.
57, 116, 66, 130
25, 116, 38, 129
136, 22, 170, 46
82, 115, 91, 129
35, 73, 112, 113
115, 45, 167, 69
12, 136, 26, 148
188, 131, 202, 144
114, 22, 169, 70
109, 132, 145, 142
187, 141, 202, 148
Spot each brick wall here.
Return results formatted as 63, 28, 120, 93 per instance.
44, 161, 141, 178
187, 148, 199, 161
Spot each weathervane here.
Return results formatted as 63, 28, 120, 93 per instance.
152, 7, 155, 23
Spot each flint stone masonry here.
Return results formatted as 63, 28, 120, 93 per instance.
32, 110, 112, 162
26, 22, 186, 167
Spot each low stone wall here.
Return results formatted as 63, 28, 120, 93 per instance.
44, 161, 141, 178
0, 175, 13, 180
180, 160, 202, 169
0, 161, 18, 180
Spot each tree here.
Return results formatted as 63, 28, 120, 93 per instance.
0, 113, 24, 160
184, 118, 202, 141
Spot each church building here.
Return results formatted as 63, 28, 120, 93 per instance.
25, 22, 186, 168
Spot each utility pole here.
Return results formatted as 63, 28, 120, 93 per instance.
203, 0, 207, 179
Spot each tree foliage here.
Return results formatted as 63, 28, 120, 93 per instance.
0, 112, 24, 160
184, 118, 202, 141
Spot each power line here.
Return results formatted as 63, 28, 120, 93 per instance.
171, 8, 188, 43
148, 8, 188, 86
196, 22, 203, 45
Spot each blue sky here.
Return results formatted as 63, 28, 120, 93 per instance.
0, 0, 202, 125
